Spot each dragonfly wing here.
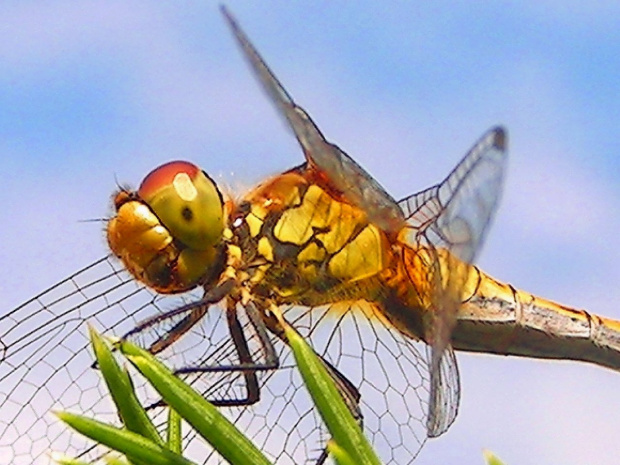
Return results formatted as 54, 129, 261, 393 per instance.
285, 300, 435, 463
152, 299, 448, 463
0, 256, 176, 463
170, 302, 329, 465
0, 256, 327, 464
399, 127, 507, 435
221, 7, 405, 233
425, 345, 460, 437
400, 127, 506, 263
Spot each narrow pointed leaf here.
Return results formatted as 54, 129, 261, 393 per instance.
89, 327, 162, 444
283, 324, 381, 465
55, 411, 194, 465
119, 339, 271, 465
167, 408, 182, 454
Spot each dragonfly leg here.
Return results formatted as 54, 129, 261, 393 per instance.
173, 299, 279, 407
123, 279, 236, 354
90, 280, 236, 370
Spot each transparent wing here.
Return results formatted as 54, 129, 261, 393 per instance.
0, 256, 163, 463
0, 257, 328, 464
0, 252, 443, 465
123, 297, 437, 464
283, 300, 435, 464
221, 7, 405, 233
188, 301, 438, 465
399, 127, 507, 435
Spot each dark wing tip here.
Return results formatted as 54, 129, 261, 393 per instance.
220, 5, 236, 29
491, 126, 508, 151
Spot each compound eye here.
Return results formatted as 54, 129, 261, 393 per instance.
138, 161, 224, 251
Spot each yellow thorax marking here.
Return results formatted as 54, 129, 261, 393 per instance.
257, 237, 274, 262
271, 183, 386, 282
246, 209, 263, 237
329, 225, 384, 281
274, 184, 364, 248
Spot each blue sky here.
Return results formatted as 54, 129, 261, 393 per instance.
1, 2, 619, 464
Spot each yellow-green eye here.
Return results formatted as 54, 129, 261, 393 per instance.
138, 161, 224, 251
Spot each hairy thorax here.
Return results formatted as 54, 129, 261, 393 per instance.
226, 166, 397, 306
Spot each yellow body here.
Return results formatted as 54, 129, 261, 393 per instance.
229, 165, 620, 370
233, 169, 390, 307
107, 157, 620, 373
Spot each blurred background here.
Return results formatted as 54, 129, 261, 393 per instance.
1, 2, 619, 464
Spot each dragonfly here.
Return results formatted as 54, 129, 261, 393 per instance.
2, 7, 620, 465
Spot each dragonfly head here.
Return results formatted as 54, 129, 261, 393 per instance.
107, 160, 226, 293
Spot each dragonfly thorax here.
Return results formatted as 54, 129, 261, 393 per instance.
226, 166, 393, 308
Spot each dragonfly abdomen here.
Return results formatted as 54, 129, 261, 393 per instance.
452, 268, 620, 371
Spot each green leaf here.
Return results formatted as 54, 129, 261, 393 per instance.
52, 450, 129, 465
167, 408, 182, 454
55, 411, 195, 465
327, 440, 358, 465
483, 449, 506, 465
90, 327, 162, 445
50, 452, 91, 465
283, 322, 382, 465
119, 338, 272, 465
104, 457, 132, 465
